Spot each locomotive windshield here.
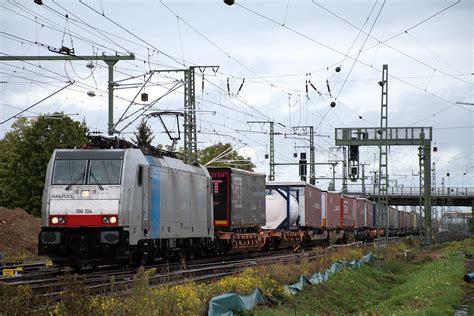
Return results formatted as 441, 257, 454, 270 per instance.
52, 160, 87, 185
52, 159, 122, 185
89, 160, 122, 185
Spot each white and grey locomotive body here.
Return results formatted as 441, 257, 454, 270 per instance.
39, 148, 214, 266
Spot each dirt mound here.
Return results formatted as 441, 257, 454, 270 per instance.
437, 231, 472, 243
0, 207, 41, 259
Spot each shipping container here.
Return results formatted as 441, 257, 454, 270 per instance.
407, 212, 413, 229
321, 191, 327, 228
389, 207, 399, 228
265, 182, 324, 229
342, 195, 356, 228
264, 186, 298, 229
303, 183, 323, 228
355, 198, 366, 228
326, 191, 342, 229
208, 167, 266, 230
398, 211, 405, 229
366, 200, 375, 229
414, 213, 422, 228
403, 212, 409, 228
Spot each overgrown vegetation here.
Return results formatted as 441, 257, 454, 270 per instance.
255, 239, 471, 315
1, 240, 469, 315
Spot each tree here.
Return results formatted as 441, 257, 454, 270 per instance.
132, 118, 154, 147
0, 114, 88, 216
198, 142, 256, 171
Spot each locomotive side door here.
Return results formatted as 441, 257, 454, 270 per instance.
139, 164, 150, 235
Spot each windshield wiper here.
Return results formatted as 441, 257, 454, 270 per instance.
65, 172, 85, 191
89, 171, 104, 190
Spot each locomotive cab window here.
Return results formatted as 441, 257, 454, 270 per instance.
51, 158, 122, 185
52, 160, 87, 185
89, 160, 122, 185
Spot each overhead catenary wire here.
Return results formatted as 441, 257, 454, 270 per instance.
335, 0, 386, 100
80, 0, 186, 68
0, 81, 74, 125
236, 1, 472, 118
1, 2, 471, 184
311, 0, 470, 86
3, 0, 466, 131
3, 1, 326, 133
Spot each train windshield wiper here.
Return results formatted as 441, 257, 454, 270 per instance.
65, 172, 85, 191
89, 171, 104, 191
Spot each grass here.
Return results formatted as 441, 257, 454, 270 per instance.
255, 240, 468, 315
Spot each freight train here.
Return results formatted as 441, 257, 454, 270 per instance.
265, 182, 421, 247
38, 142, 420, 266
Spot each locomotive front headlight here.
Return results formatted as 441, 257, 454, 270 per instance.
109, 216, 117, 224
102, 216, 110, 224
58, 216, 66, 224
51, 217, 59, 224
81, 190, 90, 198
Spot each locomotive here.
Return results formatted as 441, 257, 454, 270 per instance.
39, 148, 214, 266
38, 139, 420, 267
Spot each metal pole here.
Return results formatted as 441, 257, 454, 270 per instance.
423, 136, 433, 244
248, 120, 276, 180
362, 164, 366, 196
105, 60, 118, 135
377, 64, 389, 237
418, 142, 424, 238
309, 126, 315, 184
270, 122, 275, 181
342, 146, 347, 193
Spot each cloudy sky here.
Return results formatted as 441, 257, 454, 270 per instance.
1, 0, 473, 195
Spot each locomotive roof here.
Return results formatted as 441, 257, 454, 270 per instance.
53, 149, 125, 160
